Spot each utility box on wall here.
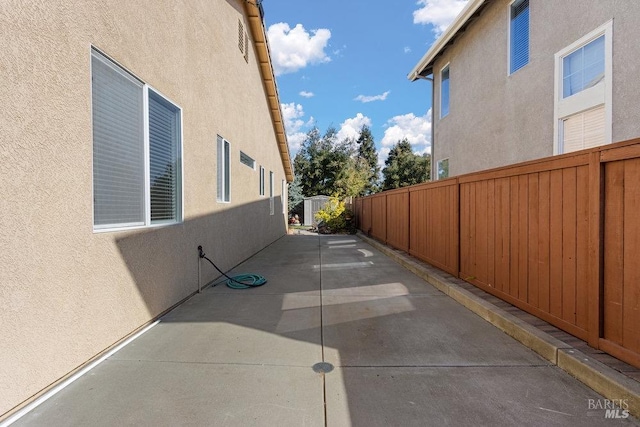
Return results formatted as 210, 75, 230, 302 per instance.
303, 195, 330, 226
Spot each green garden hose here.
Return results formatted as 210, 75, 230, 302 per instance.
198, 245, 267, 289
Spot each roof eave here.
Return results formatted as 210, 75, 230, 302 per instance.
408, 0, 487, 81
243, 0, 294, 182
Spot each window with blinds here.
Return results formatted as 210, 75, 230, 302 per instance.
91, 49, 182, 230
259, 166, 265, 196
509, 0, 529, 74
217, 136, 230, 202
562, 35, 604, 98
561, 106, 605, 154
554, 22, 611, 155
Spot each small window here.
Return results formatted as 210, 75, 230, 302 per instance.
437, 159, 449, 180
269, 171, 274, 215
440, 65, 450, 118
217, 136, 230, 202
91, 49, 182, 230
259, 166, 265, 196
509, 0, 529, 74
562, 35, 604, 98
240, 151, 255, 169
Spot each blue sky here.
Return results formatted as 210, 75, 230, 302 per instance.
263, 0, 469, 165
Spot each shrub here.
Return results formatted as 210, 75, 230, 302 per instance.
315, 197, 353, 233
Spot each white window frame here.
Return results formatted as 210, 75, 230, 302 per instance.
553, 21, 612, 154
217, 136, 231, 203
440, 63, 450, 119
269, 171, 274, 215
282, 180, 287, 215
259, 166, 265, 196
507, 0, 530, 75
91, 48, 183, 232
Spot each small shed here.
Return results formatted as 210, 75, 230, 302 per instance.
303, 195, 330, 226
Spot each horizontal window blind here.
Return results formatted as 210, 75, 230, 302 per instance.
562, 35, 604, 98
510, 0, 529, 74
92, 52, 145, 227
562, 105, 605, 153
149, 91, 181, 222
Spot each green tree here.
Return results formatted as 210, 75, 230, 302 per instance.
356, 125, 380, 194
381, 139, 431, 190
294, 127, 353, 197
287, 175, 304, 217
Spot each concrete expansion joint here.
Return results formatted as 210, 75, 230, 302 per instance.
356, 232, 640, 418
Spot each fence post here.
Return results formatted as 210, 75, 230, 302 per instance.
587, 151, 604, 348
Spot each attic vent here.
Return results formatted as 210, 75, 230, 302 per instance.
238, 20, 244, 54
244, 32, 249, 63
240, 151, 255, 169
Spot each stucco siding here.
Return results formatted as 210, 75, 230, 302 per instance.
431, 0, 640, 177
0, 0, 288, 415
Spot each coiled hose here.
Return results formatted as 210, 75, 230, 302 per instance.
198, 246, 267, 289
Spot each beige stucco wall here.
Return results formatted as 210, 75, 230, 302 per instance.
0, 0, 288, 415
432, 0, 640, 177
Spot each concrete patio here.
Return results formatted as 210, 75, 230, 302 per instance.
8, 235, 639, 426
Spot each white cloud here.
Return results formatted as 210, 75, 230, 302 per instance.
267, 23, 331, 76
336, 113, 372, 143
354, 91, 390, 103
404, 46, 412, 54
413, 0, 469, 35
281, 102, 314, 154
379, 111, 432, 166
299, 91, 314, 98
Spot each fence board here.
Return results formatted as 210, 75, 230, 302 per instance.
528, 174, 540, 308
603, 161, 624, 344
562, 168, 577, 325
623, 159, 640, 354
538, 171, 551, 313
576, 165, 590, 331
549, 169, 563, 319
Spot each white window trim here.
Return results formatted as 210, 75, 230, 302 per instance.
217, 136, 231, 203
269, 171, 274, 216
259, 166, 265, 196
282, 180, 287, 215
91, 49, 184, 233
553, 20, 612, 154
440, 63, 450, 119
507, 0, 529, 76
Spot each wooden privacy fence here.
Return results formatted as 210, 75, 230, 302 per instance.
355, 138, 640, 369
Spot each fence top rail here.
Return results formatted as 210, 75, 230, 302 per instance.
353, 138, 640, 201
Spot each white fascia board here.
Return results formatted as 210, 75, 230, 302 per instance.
408, 0, 486, 81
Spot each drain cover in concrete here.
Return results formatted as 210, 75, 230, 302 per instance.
312, 362, 334, 373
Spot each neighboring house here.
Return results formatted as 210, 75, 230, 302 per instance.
408, 0, 640, 179
0, 0, 292, 417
